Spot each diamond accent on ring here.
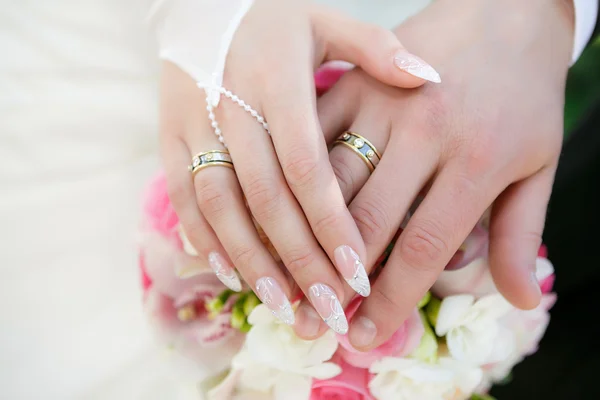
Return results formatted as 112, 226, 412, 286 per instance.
205, 153, 213, 161
366, 150, 375, 159
192, 157, 201, 167
354, 138, 364, 148
342, 133, 351, 140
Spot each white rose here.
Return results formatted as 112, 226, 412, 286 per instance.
435, 294, 515, 366
209, 304, 341, 400
369, 357, 482, 400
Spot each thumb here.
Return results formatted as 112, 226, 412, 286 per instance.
311, 8, 441, 87
488, 168, 556, 310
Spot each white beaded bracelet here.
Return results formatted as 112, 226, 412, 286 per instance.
202, 85, 270, 147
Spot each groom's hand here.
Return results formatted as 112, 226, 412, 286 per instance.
307, 0, 574, 349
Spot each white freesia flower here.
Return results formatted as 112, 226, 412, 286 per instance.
369, 357, 482, 400
208, 304, 341, 400
435, 294, 515, 366
478, 293, 557, 390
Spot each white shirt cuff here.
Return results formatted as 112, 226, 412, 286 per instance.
572, 0, 598, 63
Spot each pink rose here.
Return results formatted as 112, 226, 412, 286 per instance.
311, 354, 375, 400
141, 171, 181, 244
336, 297, 424, 368
139, 172, 244, 372
314, 61, 352, 96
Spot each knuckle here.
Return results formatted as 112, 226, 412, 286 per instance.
281, 246, 317, 275
282, 148, 321, 189
364, 25, 396, 48
166, 178, 187, 206
399, 220, 449, 269
244, 176, 283, 221
195, 177, 230, 218
351, 196, 392, 243
229, 244, 258, 269
312, 207, 347, 238
372, 285, 404, 315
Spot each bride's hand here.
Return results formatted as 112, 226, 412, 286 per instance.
296, 0, 574, 343
160, 0, 438, 332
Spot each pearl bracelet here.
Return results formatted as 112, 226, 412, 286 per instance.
203, 86, 270, 147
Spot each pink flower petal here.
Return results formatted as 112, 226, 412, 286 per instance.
336, 298, 424, 368
311, 353, 374, 400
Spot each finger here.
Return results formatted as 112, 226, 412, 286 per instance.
220, 93, 350, 337
316, 73, 360, 142
328, 113, 391, 203
488, 166, 555, 310
349, 133, 438, 268
163, 61, 295, 323
294, 113, 392, 339
159, 66, 233, 281
192, 154, 295, 321
312, 7, 441, 86
161, 137, 228, 263
266, 70, 373, 300
350, 164, 499, 350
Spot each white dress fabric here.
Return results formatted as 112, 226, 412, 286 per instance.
0, 1, 428, 399
0, 0, 595, 399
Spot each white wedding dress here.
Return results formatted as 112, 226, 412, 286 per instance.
0, 1, 430, 399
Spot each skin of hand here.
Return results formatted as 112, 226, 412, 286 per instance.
160, 0, 435, 332
293, 0, 575, 348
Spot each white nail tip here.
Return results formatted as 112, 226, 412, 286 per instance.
256, 277, 295, 325
345, 247, 371, 297
309, 284, 349, 335
394, 54, 442, 83
208, 252, 242, 292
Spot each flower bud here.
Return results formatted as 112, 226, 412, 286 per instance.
425, 296, 442, 328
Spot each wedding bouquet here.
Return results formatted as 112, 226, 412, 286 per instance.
139, 170, 555, 400
138, 67, 556, 400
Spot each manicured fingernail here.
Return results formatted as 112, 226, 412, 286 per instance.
208, 252, 242, 292
394, 52, 441, 83
349, 316, 377, 349
295, 303, 322, 338
334, 245, 371, 297
256, 277, 295, 325
308, 283, 348, 335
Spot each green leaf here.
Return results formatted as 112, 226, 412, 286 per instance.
243, 292, 261, 316
471, 394, 496, 400
417, 291, 432, 309
425, 296, 442, 329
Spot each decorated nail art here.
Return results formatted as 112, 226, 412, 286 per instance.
308, 283, 348, 334
334, 245, 371, 297
208, 252, 242, 292
255, 277, 295, 325
394, 52, 441, 83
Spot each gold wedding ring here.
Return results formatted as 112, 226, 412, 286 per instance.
332, 132, 381, 172
188, 150, 234, 177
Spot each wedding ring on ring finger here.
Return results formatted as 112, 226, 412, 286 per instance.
333, 132, 381, 173
189, 150, 234, 177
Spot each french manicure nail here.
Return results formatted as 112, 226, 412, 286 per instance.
349, 316, 377, 349
334, 245, 371, 297
208, 252, 242, 292
394, 52, 441, 83
255, 277, 295, 325
308, 283, 348, 335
